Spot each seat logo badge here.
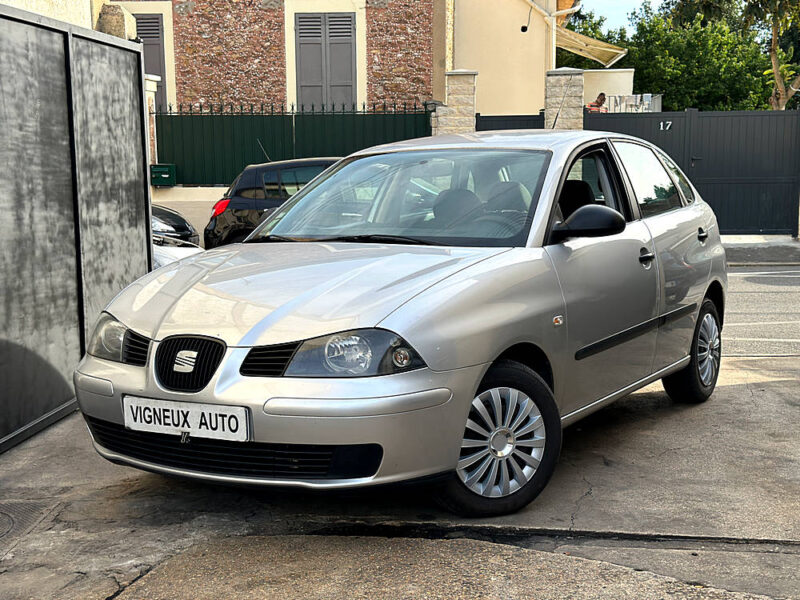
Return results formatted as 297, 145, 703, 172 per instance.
180, 431, 191, 444
553, 315, 564, 327
174, 350, 198, 373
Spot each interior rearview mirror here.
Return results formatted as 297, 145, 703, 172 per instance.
550, 204, 626, 244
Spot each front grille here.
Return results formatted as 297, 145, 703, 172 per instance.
122, 330, 150, 366
155, 336, 226, 393
86, 416, 383, 480
240, 341, 301, 377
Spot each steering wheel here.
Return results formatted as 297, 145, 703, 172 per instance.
464, 214, 521, 237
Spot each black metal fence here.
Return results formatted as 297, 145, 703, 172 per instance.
476, 111, 545, 131
585, 109, 800, 236
0, 6, 151, 451
155, 103, 433, 185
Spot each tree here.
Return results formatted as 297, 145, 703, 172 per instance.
743, 0, 800, 109
557, 6, 771, 111
626, 7, 770, 110
661, 0, 743, 28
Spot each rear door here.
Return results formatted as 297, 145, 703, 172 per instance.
545, 143, 660, 416
612, 141, 712, 372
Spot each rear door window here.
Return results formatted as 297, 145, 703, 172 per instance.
263, 169, 281, 200
234, 170, 265, 199
656, 150, 694, 204
279, 165, 327, 198
613, 142, 683, 218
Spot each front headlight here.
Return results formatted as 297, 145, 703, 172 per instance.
87, 313, 128, 362
284, 329, 426, 377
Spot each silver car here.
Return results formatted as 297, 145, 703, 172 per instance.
75, 131, 726, 516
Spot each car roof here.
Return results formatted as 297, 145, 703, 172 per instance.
244, 157, 341, 171
350, 130, 640, 157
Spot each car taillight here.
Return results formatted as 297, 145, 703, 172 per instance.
211, 198, 230, 218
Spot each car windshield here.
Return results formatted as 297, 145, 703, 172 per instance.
247, 149, 551, 247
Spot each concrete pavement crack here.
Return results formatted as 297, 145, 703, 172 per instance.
104, 564, 155, 600
569, 476, 594, 532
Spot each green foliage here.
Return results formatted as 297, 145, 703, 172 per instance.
627, 7, 770, 110
556, 5, 772, 111
661, 0, 744, 28
743, 0, 800, 109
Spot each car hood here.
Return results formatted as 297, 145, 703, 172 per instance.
107, 242, 508, 346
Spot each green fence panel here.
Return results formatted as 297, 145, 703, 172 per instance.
155, 106, 431, 185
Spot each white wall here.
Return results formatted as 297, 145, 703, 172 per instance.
583, 68, 634, 105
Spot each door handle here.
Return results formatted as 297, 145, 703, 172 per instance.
697, 227, 709, 241
639, 250, 656, 264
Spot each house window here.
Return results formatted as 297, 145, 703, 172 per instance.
295, 13, 356, 110
134, 14, 167, 110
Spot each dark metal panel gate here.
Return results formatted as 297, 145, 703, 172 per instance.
476, 112, 545, 131
585, 109, 800, 236
0, 6, 151, 452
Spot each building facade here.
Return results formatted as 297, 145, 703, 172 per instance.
110, 0, 439, 110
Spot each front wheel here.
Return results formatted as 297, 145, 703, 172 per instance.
435, 360, 561, 517
662, 299, 722, 403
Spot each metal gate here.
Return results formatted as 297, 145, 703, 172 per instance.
156, 103, 432, 185
585, 109, 800, 236
476, 112, 545, 131
0, 5, 151, 452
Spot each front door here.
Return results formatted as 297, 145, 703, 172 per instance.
545, 145, 660, 416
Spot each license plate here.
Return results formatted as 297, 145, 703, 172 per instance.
122, 396, 249, 442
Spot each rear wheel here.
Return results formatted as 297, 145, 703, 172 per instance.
662, 299, 721, 403
436, 360, 561, 517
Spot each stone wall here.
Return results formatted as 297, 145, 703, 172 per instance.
171, 0, 286, 107
95, 4, 137, 39
432, 70, 476, 135
544, 67, 584, 130
366, 0, 433, 104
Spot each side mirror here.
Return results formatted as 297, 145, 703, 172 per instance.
550, 204, 626, 244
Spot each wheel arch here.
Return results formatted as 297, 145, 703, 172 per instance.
493, 342, 554, 393
705, 280, 725, 326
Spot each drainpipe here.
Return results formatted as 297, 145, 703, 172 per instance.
526, 1, 581, 70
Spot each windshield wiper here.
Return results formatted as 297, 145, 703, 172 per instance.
311, 234, 439, 246
245, 234, 300, 243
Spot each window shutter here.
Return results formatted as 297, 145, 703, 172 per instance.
295, 13, 356, 109
325, 14, 355, 108
296, 14, 325, 109
134, 14, 167, 109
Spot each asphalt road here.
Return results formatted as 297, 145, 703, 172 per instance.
1, 266, 798, 599
724, 267, 800, 356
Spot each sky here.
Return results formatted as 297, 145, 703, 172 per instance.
578, 0, 657, 32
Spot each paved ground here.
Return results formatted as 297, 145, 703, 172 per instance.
1, 266, 798, 599
723, 237, 800, 266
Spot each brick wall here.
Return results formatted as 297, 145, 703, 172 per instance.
172, 0, 285, 107
366, 0, 433, 105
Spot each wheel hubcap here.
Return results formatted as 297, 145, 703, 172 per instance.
457, 387, 546, 498
697, 313, 721, 386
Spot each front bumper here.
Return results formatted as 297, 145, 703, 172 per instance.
74, 352, 487, 489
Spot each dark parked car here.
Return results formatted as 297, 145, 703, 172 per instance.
152, 204, 199, 246
204, 158, 339, 248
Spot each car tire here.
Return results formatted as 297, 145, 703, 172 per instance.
435, 360, 561, 517
662, 299, 722, 404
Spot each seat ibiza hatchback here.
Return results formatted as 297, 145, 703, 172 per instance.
75, 131, 726, 516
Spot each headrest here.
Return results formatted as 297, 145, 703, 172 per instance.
487, 181, 531, 213
559, 180, 596, 220
434, 189, 483, 224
